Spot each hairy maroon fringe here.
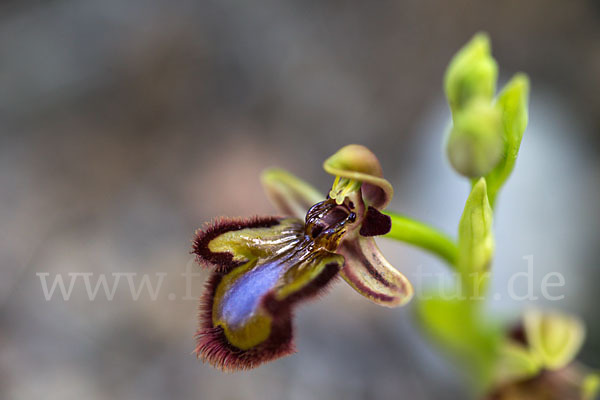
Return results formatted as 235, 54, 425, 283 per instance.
191, 216, 281, 273
195, 262, 341, 371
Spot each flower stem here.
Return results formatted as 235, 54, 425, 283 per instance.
384, 211, 458, 267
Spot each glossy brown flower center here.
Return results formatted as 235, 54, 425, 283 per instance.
304, 199, 356, 252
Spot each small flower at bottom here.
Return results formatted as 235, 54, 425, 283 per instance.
192, 145, 413, 371
488, 308, 597, 400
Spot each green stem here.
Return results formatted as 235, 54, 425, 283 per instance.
384, 211, 458, 267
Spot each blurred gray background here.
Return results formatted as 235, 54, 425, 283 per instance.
1, 0, 599, 399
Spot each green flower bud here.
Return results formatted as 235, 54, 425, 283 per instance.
445, 33, 498, 113
447, 99, 503, 178
457, 178, 494, 297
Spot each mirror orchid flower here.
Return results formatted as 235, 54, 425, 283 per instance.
192, 144, 413, 371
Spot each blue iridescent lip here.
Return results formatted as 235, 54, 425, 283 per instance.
217, 259, 286, 328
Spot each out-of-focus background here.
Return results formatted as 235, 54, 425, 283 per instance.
1, 1, 599, 399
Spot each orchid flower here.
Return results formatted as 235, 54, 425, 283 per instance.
192, 144, 413, 371
488, 309, 599, 400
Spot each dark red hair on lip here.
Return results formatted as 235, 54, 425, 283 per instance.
194, 259, 341, 371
